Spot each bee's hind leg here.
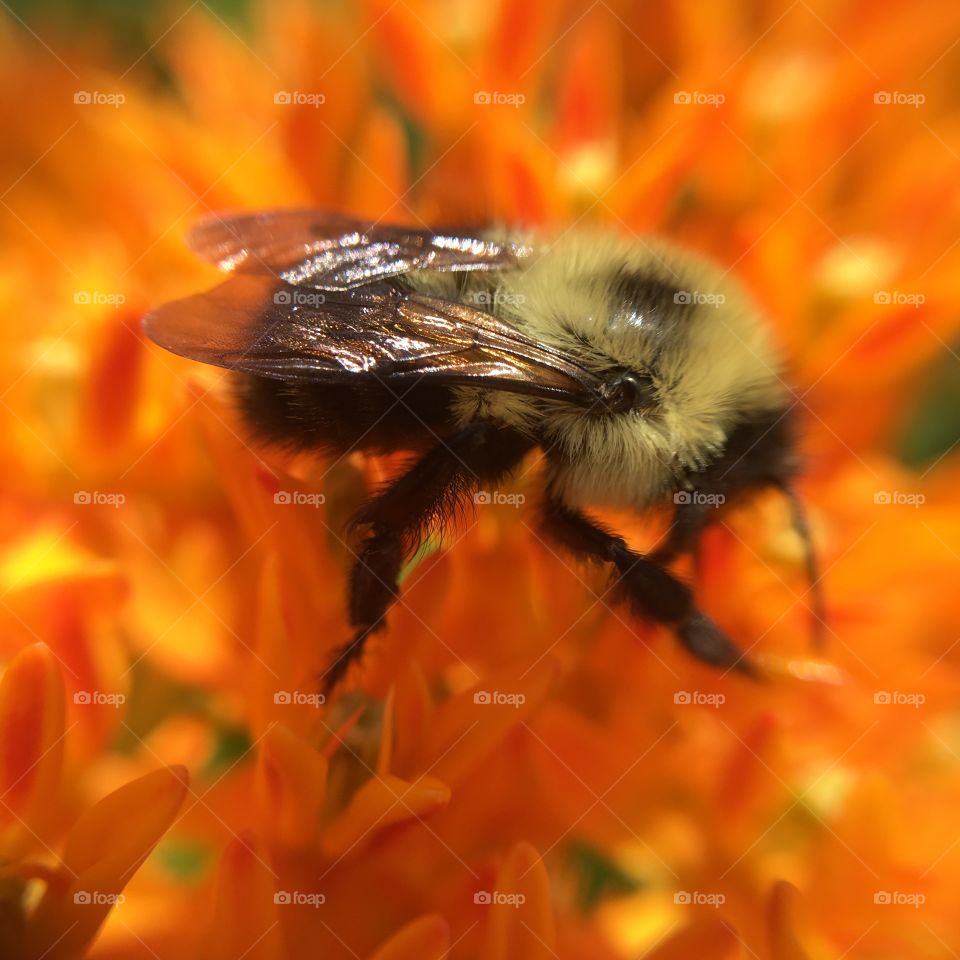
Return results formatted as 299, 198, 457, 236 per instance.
539, 496, 754, 675
321, 422, 533, 693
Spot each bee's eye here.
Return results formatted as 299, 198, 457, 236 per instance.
602, 370, 656, 414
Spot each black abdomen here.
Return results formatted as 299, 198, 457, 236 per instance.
233, 374, 459, 455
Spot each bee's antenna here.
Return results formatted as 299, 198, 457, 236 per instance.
777, 482, 826, 649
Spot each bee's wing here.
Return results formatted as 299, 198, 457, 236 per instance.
187, 210, 533, 291
144, 274, 607, 404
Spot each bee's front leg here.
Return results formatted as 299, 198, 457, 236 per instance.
540, 497, 753, 675
650, 497, 712, 565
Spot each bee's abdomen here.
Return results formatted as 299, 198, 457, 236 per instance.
233, 374, 457, 455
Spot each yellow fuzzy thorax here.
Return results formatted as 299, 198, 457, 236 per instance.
415, 229, 788, 509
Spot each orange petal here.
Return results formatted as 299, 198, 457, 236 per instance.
0, 643, 65, 858
485, 0, 559, 89
24, 765, 188, 960
377, 685, 395, 777
368, 913, 450, 960
490, 125, 557, 226
552, 9, 621, 155
200, 834, 283, 960
345, 107, 410, 220
713, 712, 778, 830
249, 552, 318, 741
360, 0, 443, 125
320, 704, 365, 763
322, 774, 450, 858
81, 308, 144, 455
415, 660, 558, 789
641, 916, 741, 960
481, 842, 555, 960
768, 881, 811, 960
245, 539, 337, 741
391, 659, 433, 776
257, 723, 328, 850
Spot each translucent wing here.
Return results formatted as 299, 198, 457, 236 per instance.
143, 273, 607, 404
187, 210, 533, 291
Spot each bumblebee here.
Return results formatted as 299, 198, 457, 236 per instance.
144, 211, 821, 689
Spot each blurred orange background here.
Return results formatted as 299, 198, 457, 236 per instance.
1, 1, 960, 957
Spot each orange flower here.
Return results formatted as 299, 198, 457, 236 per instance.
1, 0, 960, 957
0, 645, 188, 957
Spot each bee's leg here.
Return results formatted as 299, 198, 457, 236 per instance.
650, 499, 712, 565
321, 423, 532, 692
540, 497, 753, 674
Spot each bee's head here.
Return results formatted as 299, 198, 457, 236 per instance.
595, 366, 659, 415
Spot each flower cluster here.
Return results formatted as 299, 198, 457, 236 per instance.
1, 0, 959, 957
